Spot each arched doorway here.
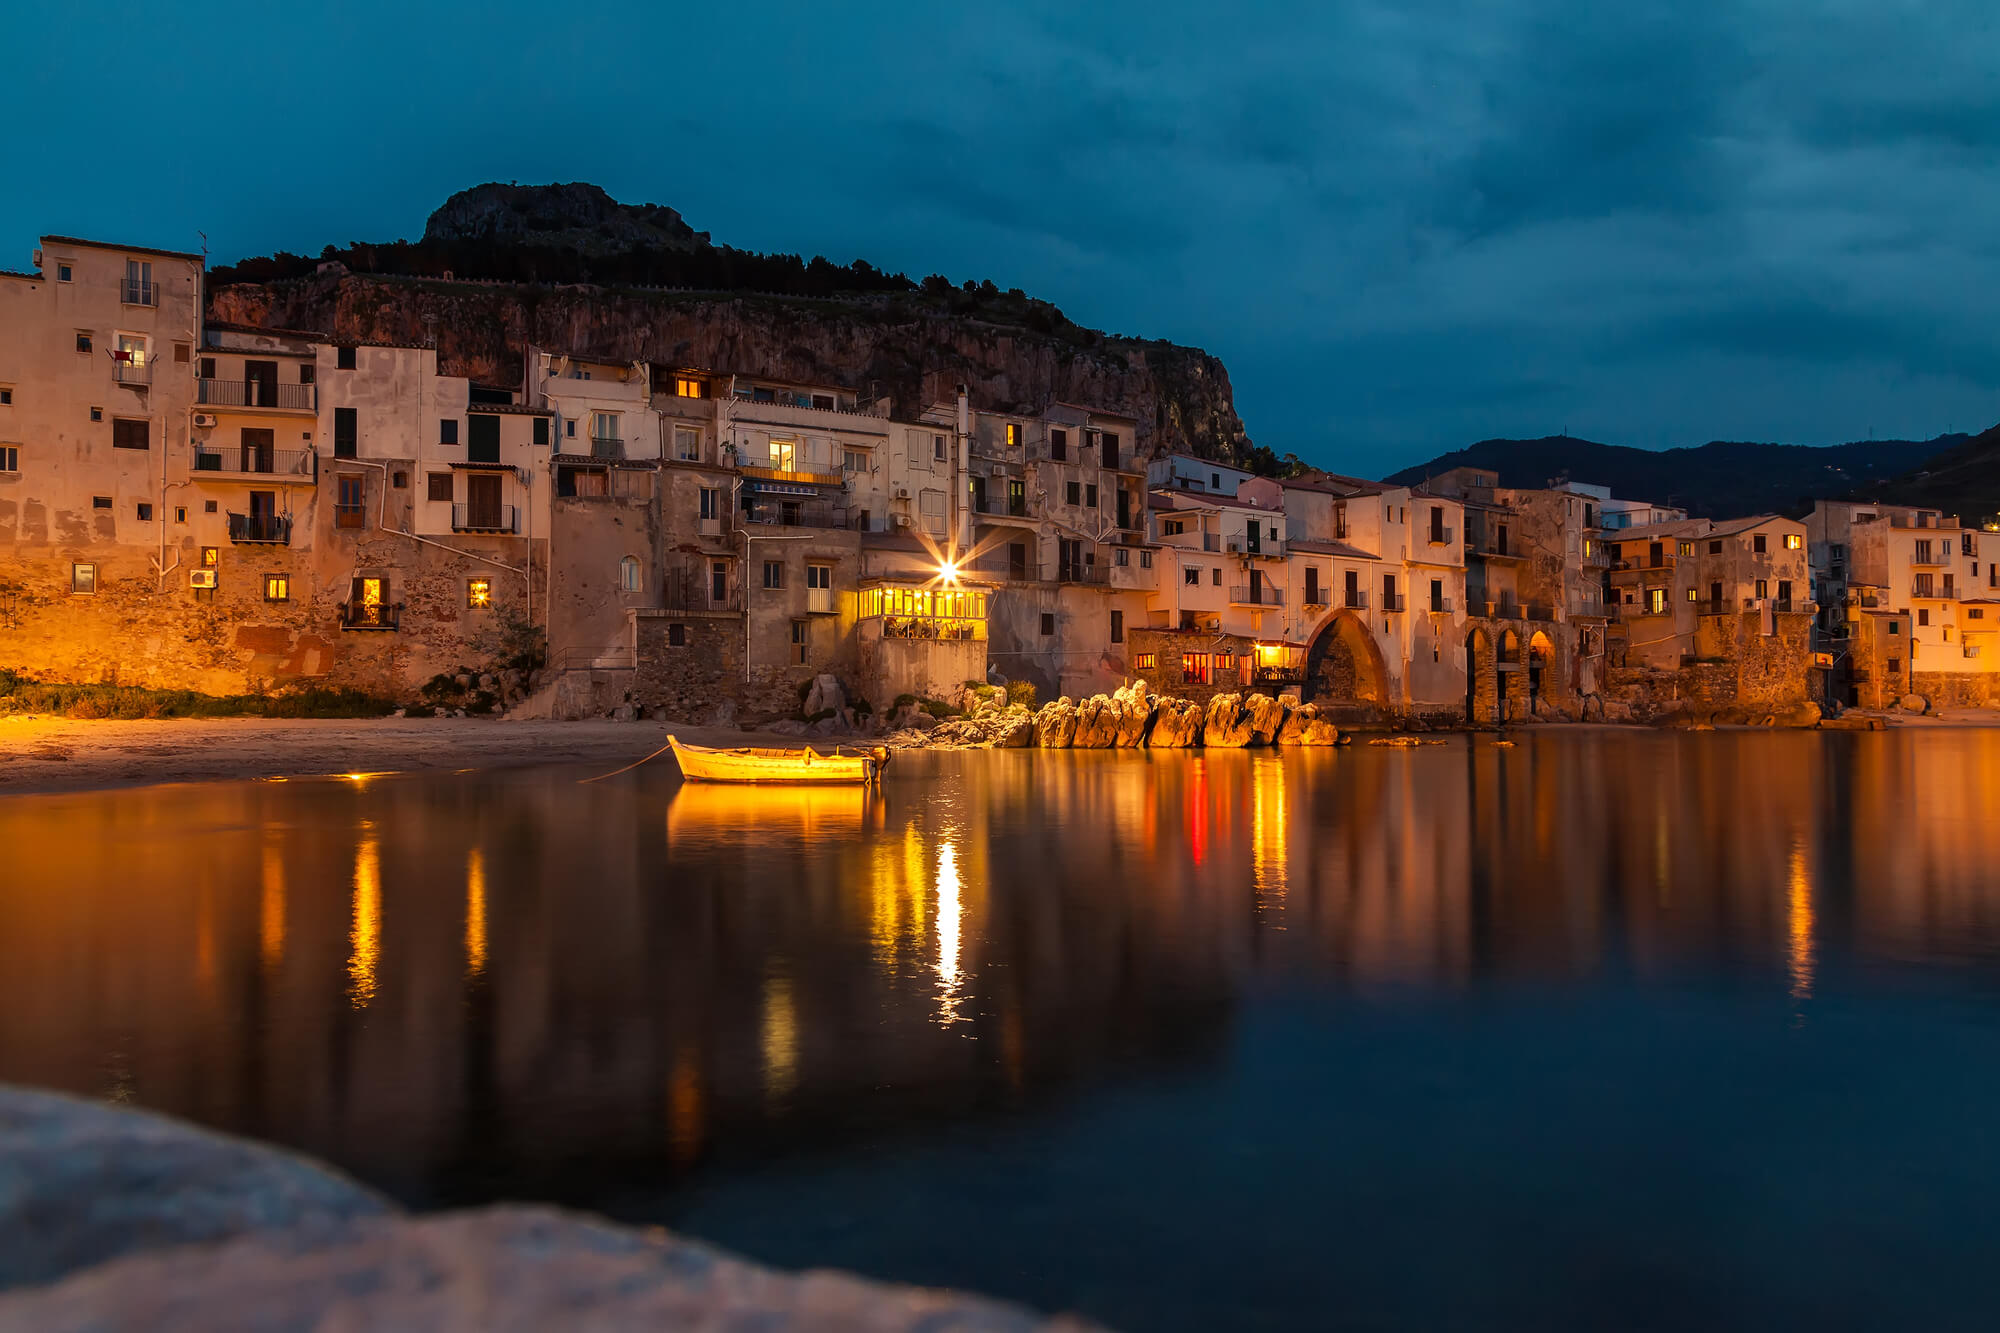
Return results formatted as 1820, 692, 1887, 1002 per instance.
1527, 630, 1554, 715
1497, 628, 1523, 724
1302, 611, 1389, 721
1465, 626, 1496, 725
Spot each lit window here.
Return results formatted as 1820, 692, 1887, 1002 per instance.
264, 574, 290, 603
674, 375, 704, 398
1687, 587, 1698, 601
1678, 541, 1694, 557
202, 546, 219, 567
1006, 422, 1022, 448
1785, 533, 1802, 550
1134, 652, 1156, 670
1647, 588, 1667, 614
770, 439, 797, 471
467, 578, 492, 608
619, 557, 642, 592
71, 563, 97, 594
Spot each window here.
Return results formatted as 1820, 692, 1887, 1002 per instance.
75, 332, 92, 354
428, 473, 453, 502
591, 412, 619, 442
112, 418, 148, 449
1066, 481, 1081, 506
1185, 566, 1201, 586
1182, 652, 1211, 685
392, 471, 408, 489
668, 622, 687, 647
1215, 650, 1236, 671
1140, 551, 1153, 569
711, 560, 728, 604
333, 407, 357, 458
71, 563, 96, 593
1163, 518, 1186, 536
1048, 427, 1065, 459
533, 416, 549, 447
674, 375, 705, 398
619, 557, 642, 592
807, 564, 832, 588
337, 346, 357, 369
1918, 609, 1930, 627
135, 502, 152, 521
566, 420, 576, 438
204, 500, 217, 514
1213, 474, 1223, 490
1115, 548, 1130, 567
1006, 422, 1023, 449
1970, 608, 1985, 620
440, 418, 459, 445
699, 487, 719, 520
1784, 533, 1802, 550
769, 439, 797, 471
1709, 540, 1721, 555
1040, 612, 1056, 636
920, 488, 946, 536
467, 578, 491, 608
92, 495, 111, 509
763, 560, 784, 589
57, 263, 73, 282
1213, 567, 1222, 586
675, 426, 701, 461
934, 434, 947, 461
1686, 586, 1699, 601
843, 449, 869, 473
1, 388, 11, 404
298, 362, 314, 384
1086, 484, 1098, 508
1111, 609, 1124, 643
264, 574, 290, 603
807, 562, 833, 613
1888, 621, 1900, 635
791, 620, 810, 664
1647, 588, 1667, 615
0, 447, 16, 473
1678, 541, 1694, 557
1756, 579, 1768, 599
174, 506, 186, 523
1753, 534, 1767, 553
336, 475, 365, 526
90, 406, 103, 421
1134, 653, 1156, 670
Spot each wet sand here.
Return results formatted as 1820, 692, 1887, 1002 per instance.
0, 716, 798, 796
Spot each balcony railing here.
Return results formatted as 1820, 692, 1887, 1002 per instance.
1488, 601, 1522, 619
226, 512, 290, 544
121, 278, 159, 306
743, 501, 842, 529
1058, 563, 1108, 586
1228, 585, 1284, 606
974, 495, 1032, 518
1911, 582, 1948, 599
1526, 603, 1556, 621
112, 360, 153, 386
197, 378, 317, 411
193, 446, 316, 478
1426, 526, 1456, 546
452, 504, 518, 534
807, 587, 836, 615
1428, 596, 1454, 614
1202, 533, 1221, 552
1343, 590, 1370, 610
589, 436, 625, 461
739, 463, 843, 486
1908, 552, 1948, 567
340, 602, 402, 631
1382, 592, 1406, 612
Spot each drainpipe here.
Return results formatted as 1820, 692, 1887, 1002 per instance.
955, 384, 971, 555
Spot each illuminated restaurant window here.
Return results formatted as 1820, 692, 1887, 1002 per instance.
466, 578, 491, 609
71, 563, 97, 594
264, 574, 290, 603
1181, 652, 1210, 684
1134, 653, 1156, 670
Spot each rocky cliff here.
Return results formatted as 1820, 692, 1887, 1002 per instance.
204, 183, 1255, 464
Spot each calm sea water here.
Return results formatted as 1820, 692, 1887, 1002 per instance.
4, 734, 1999, 1330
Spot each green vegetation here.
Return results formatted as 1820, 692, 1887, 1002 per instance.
1006, 680, 1038, 710
0, 670, 395, 720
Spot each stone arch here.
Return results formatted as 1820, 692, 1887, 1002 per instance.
1527, 629, 1555, 713
1497, 628, 1526, 724
1466, 626, 1497, 725
1302, 609, 1390, 720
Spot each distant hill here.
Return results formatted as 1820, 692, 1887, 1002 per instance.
1386, 434, 1962, 519
1858, 424, 2000, 524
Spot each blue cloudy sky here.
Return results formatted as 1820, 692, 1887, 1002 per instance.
4, 1, 1996, 474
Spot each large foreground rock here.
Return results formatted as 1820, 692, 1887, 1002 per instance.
1276, 702, 1341, 746
1070, 695, 1120, 749
1148, 697, 1205, 747
1243, 693, 1287, 744
1202, 693, 1256, 747
0, 1206, 1098, 1332
1109, 681, 1157, 747
1034, 697, 1079, 748
0, 1086, 390, 1290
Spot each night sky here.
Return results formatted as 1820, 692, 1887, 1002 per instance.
5, 1, 1996, 474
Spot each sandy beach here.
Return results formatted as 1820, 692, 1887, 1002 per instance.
0, 715, 795, 796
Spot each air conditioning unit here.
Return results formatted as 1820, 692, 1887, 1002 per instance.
893, 485, 911, 499
189, 569, 217, 590
192, 413, 217, 428
32, 249, 42, 268
893, 514, 913, 529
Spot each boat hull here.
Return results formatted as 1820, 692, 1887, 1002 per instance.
667, 735, 882, 784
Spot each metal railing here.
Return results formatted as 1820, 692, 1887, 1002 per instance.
1343, 590, 1370, 610
1526, 603, 1556, 621
589, 436, 625, 461
743, 501, 843, 529
1229, 585, 1284, 606
227, 512, 291, 544
193, 446, 315, 477
974, 495, 1032, 518
662, 578, 741, 612
197, 379, 316, 410
551, 645, 635, 671
1911, 581, 1948, 599
112, 360, 152, 386
1382, 592, 1406, 612
1428, 596, 1454, 613
1058, 563, 1108, 586
1202, 533, 1221, 552
340, 602, 402, 631
1426, 526, 1455, 546
121, 278, 158, 306
452, 504, 518, 533
739, 463, 843, 486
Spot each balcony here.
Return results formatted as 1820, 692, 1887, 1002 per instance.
1202, 533, 1221, 553
197, 379, 316, 411
1425, 526, 1456, 546
1472, 539, 1528, 561
739, 463, 843, 486
744, 500, 842, 529
589, 436, 625, 461
1908, 552, 1948, 567
334, 503, 367, 529
1382, 592, 1406, 612
121, 278, 159, 306
1058, 563, 1108, 586
1229, 585, 1284, 606
1427, 596, 1454, 614
193, 446, 316, 482
112, 360, 153, 387
1342, 590, 1370, 610
974, 495, 1034, 520
1525, 603, 1556, 621
1911, 582, 1950, 599
663, 582, 742, 613
807, 587, 836, 615
340, 602, 402, 631
452, 504, 518, 534
226, 512, 291, 545
966, 553, 1043, 582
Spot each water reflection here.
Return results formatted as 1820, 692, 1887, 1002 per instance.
4, 733, 2000, 1328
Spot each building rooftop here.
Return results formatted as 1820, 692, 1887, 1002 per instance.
1287, 538, 1381, 561
42, 235, 204, 263
1150, 487, 1284, 513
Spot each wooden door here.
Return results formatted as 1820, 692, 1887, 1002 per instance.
245, 361, 279, 408
240, 427, 274, 473
466, 472, 503, 529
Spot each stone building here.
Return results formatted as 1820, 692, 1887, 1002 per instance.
1810, 500, 1998, 708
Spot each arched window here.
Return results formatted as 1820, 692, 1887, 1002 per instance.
619, 556, 642, 592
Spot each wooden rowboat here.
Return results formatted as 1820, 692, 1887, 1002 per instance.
667, 735, 889, 785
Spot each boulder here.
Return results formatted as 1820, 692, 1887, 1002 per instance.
1579, 694, 1605, 722
1202, 693, 1256, 747
802, 673, 845, 717
0, 1086, 391, 1290
1599, 700, 1636, 724
1109, 682, 1157, 747
1368, 735, 1424, 748
708, 698, 738, 727
995, 713, 1036, 748
1243, 693, 1288, 745
1071, 696, 1121, 749
1899, 693, 1929, 715
1148, 697, 1205, 748
1277, 703, 1340, 746
610, 704, 637, 723
1034, 697, 1079, 748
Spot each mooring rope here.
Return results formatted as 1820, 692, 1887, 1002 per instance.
577, 738, 678, 785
